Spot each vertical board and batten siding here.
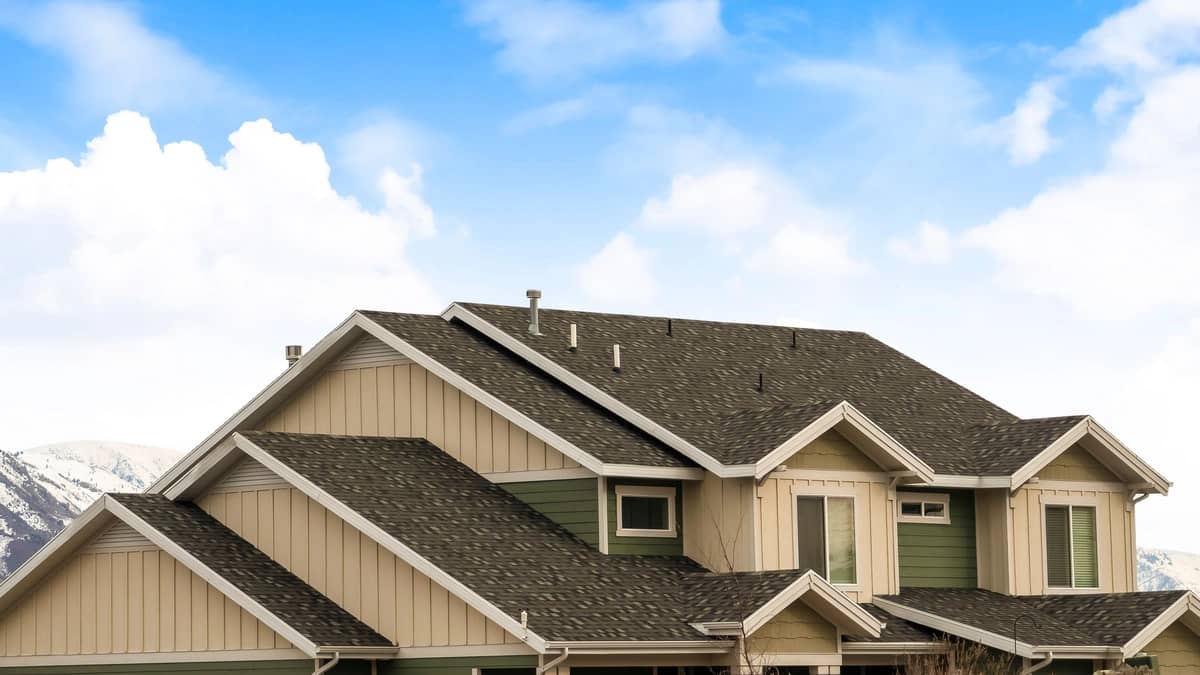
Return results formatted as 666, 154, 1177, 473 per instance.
975, 489, 1011, 593
1145, 621, 1200, 673
198, 457, 523, 650
754, 431, 897, 601
260, 337, 579, 477
606, 479, 683, 556
683, 473, 755, 573
897, 489, 977, 589
0, 522, 289, 659
501, 478, 601, 547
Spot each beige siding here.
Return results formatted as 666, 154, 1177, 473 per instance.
748, 602, 838, 655
783, 431, 881, 472
198, 468, 518, 648
261, 362, 578, 476
975, 489, 1011, 593
1036, 444, 1121, 482
683, 473, 755, 573
756, 473, 895, 601
1146, 621, 1200, 673
0, 530, 288, 657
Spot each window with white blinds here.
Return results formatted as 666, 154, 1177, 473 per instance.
1045, 504, 1099, 589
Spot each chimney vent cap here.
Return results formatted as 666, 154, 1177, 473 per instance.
526, 289, 542, 299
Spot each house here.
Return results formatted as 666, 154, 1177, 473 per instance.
1, 292, 1198, 675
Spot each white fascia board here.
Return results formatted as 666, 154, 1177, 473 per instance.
0, 498, 113, 615
442, 303, 731, 476
921, 475, 1012, 489
600, 464, 705, 480
541, 640, 733, 655
741, 572, 883, 639
841, 641, 948, 654
104, 496, 327, 658
752, 402, 935, 483
164, 435, 241, 501
150, 313, 364, 494
232, 433, 550, 654
1121, 592, 1200, 657
1010, 417, 1171, 495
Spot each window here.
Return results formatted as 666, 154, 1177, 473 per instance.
794, 494, 857, 585
897, 493, 951, 524
1045, 504, 1099, 589
615, 485, 676, 537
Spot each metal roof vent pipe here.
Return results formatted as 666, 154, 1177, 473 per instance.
526, 289, 542, 336
612, 344, 621, 373
285, 345, 303, 367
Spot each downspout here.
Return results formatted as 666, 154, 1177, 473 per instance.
312, 652, 341, 675
1018, 652, 1053, 675
537, 647, 569, 673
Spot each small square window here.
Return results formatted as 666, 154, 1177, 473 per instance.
896, 493, 951, 524
615, 485, 677, 538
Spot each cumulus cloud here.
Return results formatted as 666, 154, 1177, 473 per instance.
887, 222, 953, 264
577, 232, 656, 304
1059, 0, 1200, 74
638, 164, 772, 236
747, 226, 865, 280
465, 0, 726, 80
967, 67, 1200, 318
986, 80, 1061, 165
0, 1, 248, 112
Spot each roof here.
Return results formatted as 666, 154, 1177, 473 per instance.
875, 588, 1191, 651
963, 416, 1089, 476
451, 303, 1017, 474
109, 493, 393, 650
846, 604, 938, 644
681, 570, 815, 624
359, 311, 692, 469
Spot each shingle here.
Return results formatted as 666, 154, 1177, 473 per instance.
961, 416, 1087, 476
108, 493, 392, 649
359, 312, 692, 469
451, 303, 1019, 474
239, 431, 733, 642
847, 604, 937, 643
681, 570, 808, 623
1024, 591, 1188, 646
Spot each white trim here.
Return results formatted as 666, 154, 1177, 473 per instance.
601, 464, 705, 480
597, 476, 609, 554
614, 484, 677, 538
543, 640, 735, 655
771, 468, 892, 483
0, 648, 309, 668
922, 475, 1012, 489
487, 468, 596, 484
1121, 592, 1200, 657
231, 432, 550, 653
739, 571, 882, 639
896, 492, 951, 525
841, 641, 947, 654
397, 643, 537, 658
790, 485, 866, 590
1011, 417, 1171, 495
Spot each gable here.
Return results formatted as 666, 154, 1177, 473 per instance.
748, 601, 838, 654
1145, 620, 1200, 671
1037, 444, 1121, 483
0, 523, 291, 659
195, 457, 525, 650
783, 430, 884, 472
329, 334, 411, 370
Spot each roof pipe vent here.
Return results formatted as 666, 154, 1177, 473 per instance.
667, 318, 673, 336
285, 345, 303, 367
568, 323, 577, 351
526, 289, 542, 336
612, 344, 621, 373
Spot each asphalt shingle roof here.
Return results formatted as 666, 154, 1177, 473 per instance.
109, 493, 393, 649
963, 416, 1088, 475
846, 604, 938, 644
681, 570, 810, 624
239, 431, 812, 642
359, 311, 692, 469
454, 303, 1030, 474
877, 588, 1189, 648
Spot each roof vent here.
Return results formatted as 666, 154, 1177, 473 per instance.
285, 345, 303, 367
568, 323, 577, 351
526, 289, 542, 336
612, 344, 621, 373
667, 318, 673, 336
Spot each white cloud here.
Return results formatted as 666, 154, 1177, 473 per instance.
465, 0, 726, 80
504, 86, 624, 133
2, 111, 438, 318
0, 1, 247, 112
337, 114, 433, 186
748, 226, 865, 280
638, 164, 772, 235
967, 67, 1200, 318
996, 80, 1061, 165
577, 232, 656, 304
888, 222, 953, 264
1059, 0, 1200, 74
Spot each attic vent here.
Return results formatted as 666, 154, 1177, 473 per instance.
330, 335, 411, 370
86, 523, 153, 552
285, 345, 303, 366
210, 456, 290, 492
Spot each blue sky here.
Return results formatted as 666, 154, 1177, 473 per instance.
2, 0, 1199, 549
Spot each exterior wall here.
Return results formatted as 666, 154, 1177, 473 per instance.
975, 489, 1011, 593
606, 479, 683, 556
783, 432, 882, 472
501, 478, 601, 547
0, 523, 289, 660
1036, 445, 1121, 483
747, 602, 838, 655
196, 461, 521, 649
683, 473, 755, 572
1145, 620, 1200, 673
898, 489, 977, 588
260, 359, 579, 477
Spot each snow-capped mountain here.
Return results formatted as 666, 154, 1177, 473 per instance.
0, 441, 180, 578
1139, 547, 1200, 593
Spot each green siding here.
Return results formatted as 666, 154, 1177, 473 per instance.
501, 478, 600, 547
0, 657, 538, 675
898, 489, 977, 588
607, 479, 683, 556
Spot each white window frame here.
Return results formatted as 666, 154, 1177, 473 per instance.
896, 492, 952, 524
1041, 496, 1103, 593
790, 484, 865, 589
614, 484, 677, 538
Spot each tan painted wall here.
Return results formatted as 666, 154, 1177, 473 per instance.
260, 361, 578, 476
1036, 445, 1121, 482
1146, 621, 1200, 673
748, 602, 838, 655
783, 431, 882, 472
198, 461, 519, 648
975, 489, 1011, 593
683, 473, 755, 572
0, 523, 289, 658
